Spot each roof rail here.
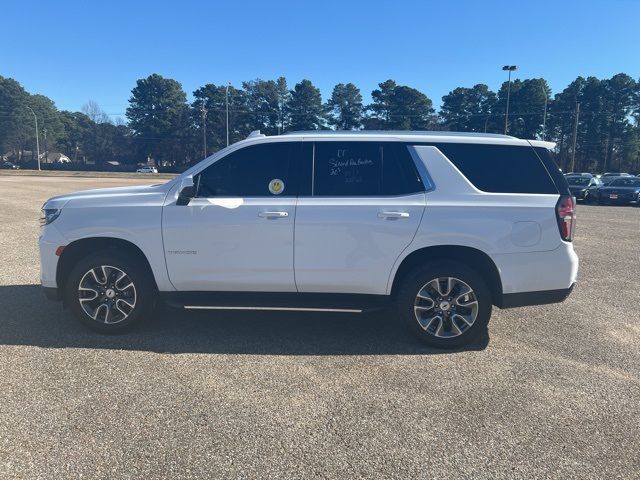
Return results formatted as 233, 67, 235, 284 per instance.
247, 130, 266, 139
281, 130, 515, 139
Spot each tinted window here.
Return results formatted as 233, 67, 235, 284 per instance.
197, 142, 296, 197
383, 143, 425, 195
314, 142, 381, 196
567, 177, 590, 186
313, 142, 423, 196
610, 177, 640, 187
601, 176, 619, 185
433, 143, 558, 194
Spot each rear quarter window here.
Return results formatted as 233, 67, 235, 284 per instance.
532, 147, 570, 195
432, 143, 559, 194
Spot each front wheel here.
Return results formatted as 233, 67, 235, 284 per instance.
396, 261, 492, 348
65, 251, 156, 333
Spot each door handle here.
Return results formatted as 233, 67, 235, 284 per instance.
378, 211, 410, 219
259, 211, 289, 218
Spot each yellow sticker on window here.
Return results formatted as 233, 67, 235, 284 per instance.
269, 178, 284, 195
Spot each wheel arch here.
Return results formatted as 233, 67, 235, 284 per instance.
389, 245, 503, 305
57, 237, 158, 295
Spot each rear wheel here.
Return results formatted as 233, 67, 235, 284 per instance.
396, 261, 492, 348
65, 251, 156, 333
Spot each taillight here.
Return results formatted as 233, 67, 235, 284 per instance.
556, 195, 576, 242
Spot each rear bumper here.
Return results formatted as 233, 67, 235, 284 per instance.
599, 199, 639, 205
491, 242, 579, 295
498, 283, 574, 308
597, 193, 639, 204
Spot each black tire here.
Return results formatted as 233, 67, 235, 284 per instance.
64, 250, 156, 333
396, 261, 492, 348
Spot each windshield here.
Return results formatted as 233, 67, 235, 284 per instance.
610, 178, 640, 187
567, 177, 590, 186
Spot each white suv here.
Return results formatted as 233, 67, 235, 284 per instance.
39, 131, 578, 347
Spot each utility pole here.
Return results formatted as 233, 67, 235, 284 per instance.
541, 85, 548, 140
570, 102, 580, 173
484, 114, 491, 133
502, 65, 517, 135
43, 128, 48, 165
200, 104, 208, 158
25, 106, 41, 170
225, 82, 230, 146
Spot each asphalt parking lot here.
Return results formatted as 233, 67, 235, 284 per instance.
0, 174, 639, 479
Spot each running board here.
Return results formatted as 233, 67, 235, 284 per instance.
160, 291, 390, 313
184, 305, 362, 313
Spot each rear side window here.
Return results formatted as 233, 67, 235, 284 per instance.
314, 142, 381, 196
313, 141, 424, 196
382, 143, 425, 195
532, 147, 570, 195
434, 143, 558, 194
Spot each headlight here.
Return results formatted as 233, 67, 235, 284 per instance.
40, 208, 61, 226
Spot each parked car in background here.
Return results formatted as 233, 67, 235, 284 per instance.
564, 172, 593, 178
566, 175, 602, 202
1, 161, 20, 170
597, 177, 640, 206
602, 172, 631, 177
136, 166, 158, 173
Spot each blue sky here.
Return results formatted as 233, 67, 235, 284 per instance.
2, 0, 639, 121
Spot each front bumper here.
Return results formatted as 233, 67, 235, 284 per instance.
39, 223, 67, 289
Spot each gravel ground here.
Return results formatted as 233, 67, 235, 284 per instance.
0, 175, 638, 479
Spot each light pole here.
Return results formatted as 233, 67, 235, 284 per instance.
502, 65, 517, 135
43, 128, 48, 164
541, 83, 548, 140
225, 82, 230, 146
570, 102, 580, 173
25, 106, 41, 170
200, 104, 208, 158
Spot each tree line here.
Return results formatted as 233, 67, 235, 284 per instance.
1, 72, 639, 173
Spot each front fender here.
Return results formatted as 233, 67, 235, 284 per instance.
54, 204, 174, 292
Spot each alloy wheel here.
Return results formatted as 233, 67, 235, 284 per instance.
78, 265, 137, 324
414, 277, 479, 338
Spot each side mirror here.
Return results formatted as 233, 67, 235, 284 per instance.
176, 175, 196, 206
